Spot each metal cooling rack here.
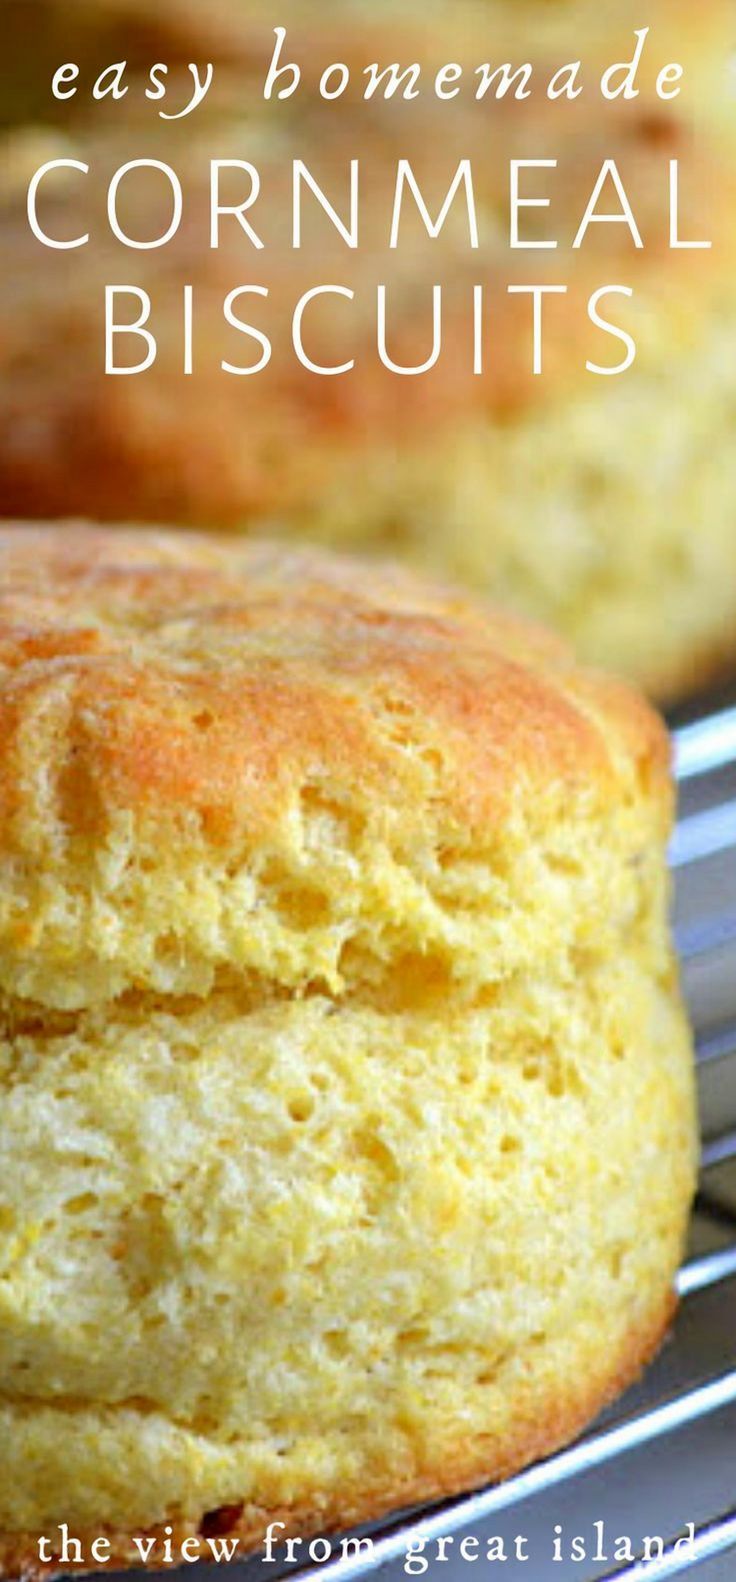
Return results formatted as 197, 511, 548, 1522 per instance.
223, 697, 736, 1582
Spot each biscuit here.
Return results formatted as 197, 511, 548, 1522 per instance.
1, 50, 736, 700
0, 526, 695, 1577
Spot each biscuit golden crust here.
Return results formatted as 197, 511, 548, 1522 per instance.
0, 525, 669, 1008
0, 528, 694, 1569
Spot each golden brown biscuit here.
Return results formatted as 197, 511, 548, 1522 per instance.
0, 525, 695, 1578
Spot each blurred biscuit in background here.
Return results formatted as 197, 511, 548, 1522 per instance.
2, 91, 736, 699
0, 2, 735, 701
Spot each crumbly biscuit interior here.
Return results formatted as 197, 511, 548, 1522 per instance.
0, 768, 694, 1532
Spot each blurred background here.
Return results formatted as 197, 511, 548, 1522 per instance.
2, 0, 736, 702
2, 5, 736, 1579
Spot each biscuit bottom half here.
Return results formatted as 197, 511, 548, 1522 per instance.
0, 949, 693, 1575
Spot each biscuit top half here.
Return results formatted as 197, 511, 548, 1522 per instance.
0, 526, 670, 1010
